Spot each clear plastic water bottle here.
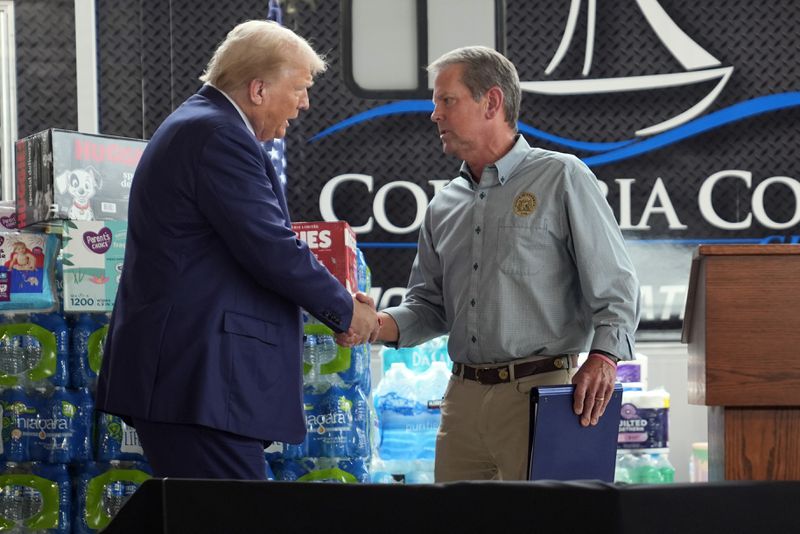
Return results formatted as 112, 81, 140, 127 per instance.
70, 313, 96, 388
38, 386, 78, 463
373, 363, 419, 460
413, 360, 450, 459
0, 385, 34, 463
21, 484, 43, 524
31, 312, 70, 387
0, 335, 24, 378
614, 451, 634, 484
303, 334, 318, 383
74, 387, 95, 462
34, 462, 71, 534
690, 442, 709, 482
632, 452, 663, 484
316, 334, 339, 383
406, 459, 435, 484
356, 248, 370, 293
416, 360, 450, 407
102, 478, 127, 518
652, 452, 675, 483
4, 482, 25, 523
21, 334, 42, 385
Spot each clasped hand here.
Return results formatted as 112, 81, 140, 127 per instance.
334, 292, 380, 347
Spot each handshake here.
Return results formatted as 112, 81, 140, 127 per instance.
334, 292, 383, 347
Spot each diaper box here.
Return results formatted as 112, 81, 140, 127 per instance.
15, 129, 146, 228
61, 220, 127, 312
292, 221, 358, 293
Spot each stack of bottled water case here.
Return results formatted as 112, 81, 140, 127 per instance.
267, 249, 373, 483
613, 359, 675, 484
0, 309, 150, 533
371, 337, 451, 484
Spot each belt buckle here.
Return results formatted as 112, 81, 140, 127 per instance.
474, 367, 490, 385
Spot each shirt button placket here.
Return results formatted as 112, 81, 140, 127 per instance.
468, 188, 485, 359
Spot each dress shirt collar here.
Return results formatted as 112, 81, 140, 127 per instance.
458, 134, 531, 188
207, 83, 256, 138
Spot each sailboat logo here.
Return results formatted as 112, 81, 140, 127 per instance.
317, 0, 800, 167
523, 0, 733, 137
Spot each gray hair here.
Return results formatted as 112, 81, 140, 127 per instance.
427, 46, 520, 130
200, 20, 326, 93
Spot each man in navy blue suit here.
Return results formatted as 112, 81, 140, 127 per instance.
95, 20, 378, 480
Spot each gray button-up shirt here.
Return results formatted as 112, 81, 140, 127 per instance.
384, 135, 640, 364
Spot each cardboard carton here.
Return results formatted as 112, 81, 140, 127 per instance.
292, 221, 358, 293
61, 220, 127, 312
15, 129, 146, 228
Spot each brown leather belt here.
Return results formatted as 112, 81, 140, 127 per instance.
453, 355, 578, 385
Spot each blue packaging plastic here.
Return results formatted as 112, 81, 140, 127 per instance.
32, 462, 71, 533
356, 248, 371, 293
73, 461, 151, 534
30, 386, 80, 464
272, 457, 369, 483
69, 313, 109, 389
74, 387, 95, 462
0, 461, 65, 532
0, 386, 38, 463
306, 384, 369, 459
0, 322, 63, 389
95, 411, 146, 462
338, 343, 370, 387
373, 362, 442, 461
29, 312, 69, 387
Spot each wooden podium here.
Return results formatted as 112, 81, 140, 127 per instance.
682, 244, 800, 481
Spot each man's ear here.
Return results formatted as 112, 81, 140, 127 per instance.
248, 79, 267, 105
485, 86, 504, 120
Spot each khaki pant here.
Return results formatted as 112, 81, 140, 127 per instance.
434, 358, 575, 482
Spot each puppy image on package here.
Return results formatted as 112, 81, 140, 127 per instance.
55, 166, 102, 220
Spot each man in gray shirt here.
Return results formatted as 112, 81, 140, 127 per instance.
372, 46, 641, 482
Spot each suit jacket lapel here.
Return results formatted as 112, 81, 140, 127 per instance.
198, 85, 292, 224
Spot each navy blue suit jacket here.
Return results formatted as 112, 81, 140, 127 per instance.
96, 85, 353, 444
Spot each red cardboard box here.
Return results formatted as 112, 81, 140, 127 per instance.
292, 221, 358, 293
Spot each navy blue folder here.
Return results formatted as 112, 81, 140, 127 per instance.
528, 383, 623, 482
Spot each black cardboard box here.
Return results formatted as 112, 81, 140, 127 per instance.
14, 129, 146, 228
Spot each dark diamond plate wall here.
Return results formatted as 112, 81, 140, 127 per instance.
97, 0, 275, 139
15, 0, 77, 137
96, 0, 144, 138
12, 0, 799, 328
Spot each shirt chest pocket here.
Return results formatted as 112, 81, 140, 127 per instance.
496, 223, 551, 275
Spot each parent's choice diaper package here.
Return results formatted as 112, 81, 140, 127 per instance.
0, 202, 58, 312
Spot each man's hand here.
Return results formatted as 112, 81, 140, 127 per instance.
335, 292, 377, 347
571, 354, 617, 427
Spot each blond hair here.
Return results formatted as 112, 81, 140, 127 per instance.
200, 20, 326, 92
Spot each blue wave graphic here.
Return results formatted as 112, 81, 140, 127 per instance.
309, 100, 635, 152
583, 92, 800, 167
309, 101, 433, 142
308, 92, 800, 164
